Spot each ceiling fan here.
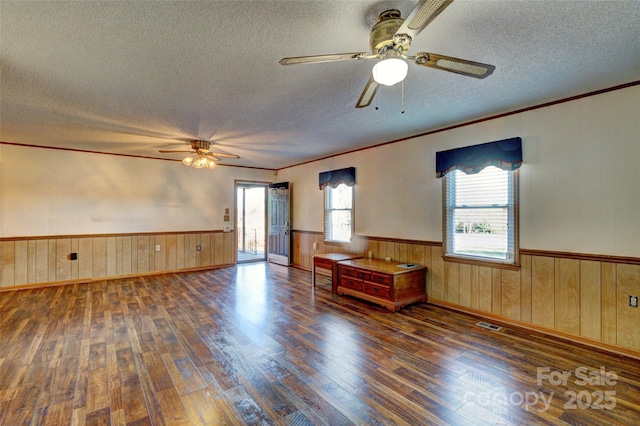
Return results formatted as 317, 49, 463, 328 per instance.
159, 140, 240, 169
279, 0, 495, 108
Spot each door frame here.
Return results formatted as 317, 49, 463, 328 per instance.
234, 180, 269, 263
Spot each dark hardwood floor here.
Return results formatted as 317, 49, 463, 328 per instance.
0, 262, 638, 425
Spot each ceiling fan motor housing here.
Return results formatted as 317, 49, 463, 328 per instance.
370, 10, 409, 54
190, 140, 210, 150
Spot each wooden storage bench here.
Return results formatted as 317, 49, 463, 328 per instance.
336, 258, 427, 312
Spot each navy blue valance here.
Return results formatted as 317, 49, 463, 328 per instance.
319, 167, 356, 190
435, 137, 522, 178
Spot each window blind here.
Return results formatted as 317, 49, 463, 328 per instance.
444, 166, 516, 261
324, 184, 353, 242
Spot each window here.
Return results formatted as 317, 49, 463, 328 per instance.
443, 166, 518, 266
324, 183, 353, 242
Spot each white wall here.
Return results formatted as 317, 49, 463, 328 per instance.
0, 145, 272, 237
2, 86, 638, 257
279, 85, 640, 258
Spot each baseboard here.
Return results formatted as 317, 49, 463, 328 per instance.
429, 299, 640, 361
293, 264, 312, 272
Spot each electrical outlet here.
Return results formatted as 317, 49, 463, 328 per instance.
196, 245, 201, 251
155, 244, 161, 252
312, 242, 317, 250
630, 295, 639, 308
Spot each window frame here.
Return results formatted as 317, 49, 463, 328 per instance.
442, 167, 520, 270
323, 183, 354, 244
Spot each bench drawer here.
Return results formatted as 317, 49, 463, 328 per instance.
371, 273, 392, 286
341, 277, 363, 291
341, 266, 357, 278
364, 282, 391, 299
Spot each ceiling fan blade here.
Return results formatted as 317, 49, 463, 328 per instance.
158, 150, 193, 154
355, 75, 379, 108
279, 52, 371, 66
204, 153, 221, 161
395, 0, 453, 40
209, 152, 240, 159
413, 52, 495, 78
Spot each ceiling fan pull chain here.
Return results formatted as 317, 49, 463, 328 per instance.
401, 80, 405, 114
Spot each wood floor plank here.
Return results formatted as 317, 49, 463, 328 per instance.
84, 406, 111, 426
155, 387, 191, 425
116, 347, 137, 380
0, 263, 638, 425
120, 374, 151, 424
141, 350, 174, 394
180, 387, 228, 425
34, 398, 74, 425
86, 367, 109, 414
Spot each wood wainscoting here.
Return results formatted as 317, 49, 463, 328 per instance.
293, 230, 640, 358
0, 231, 235, 289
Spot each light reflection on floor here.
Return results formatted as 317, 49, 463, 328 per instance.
233, 262, 269, 329
231, 262, 362, 367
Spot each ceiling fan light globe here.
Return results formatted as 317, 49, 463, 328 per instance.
196, 157, 208, 168
182, 155, 194, 166
372, 58, 408, 86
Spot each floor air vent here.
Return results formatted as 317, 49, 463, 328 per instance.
476, 321, 502, 331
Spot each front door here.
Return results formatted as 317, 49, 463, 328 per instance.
267, 182, 291, 266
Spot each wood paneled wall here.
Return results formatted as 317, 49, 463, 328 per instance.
0, 231, 235, 288
293, 230, 640, 355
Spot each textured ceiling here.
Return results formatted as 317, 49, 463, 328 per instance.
1, 1, 639, 170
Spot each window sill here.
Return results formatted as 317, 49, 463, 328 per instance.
324, 239, 353, 247
443, 254, 520, 271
